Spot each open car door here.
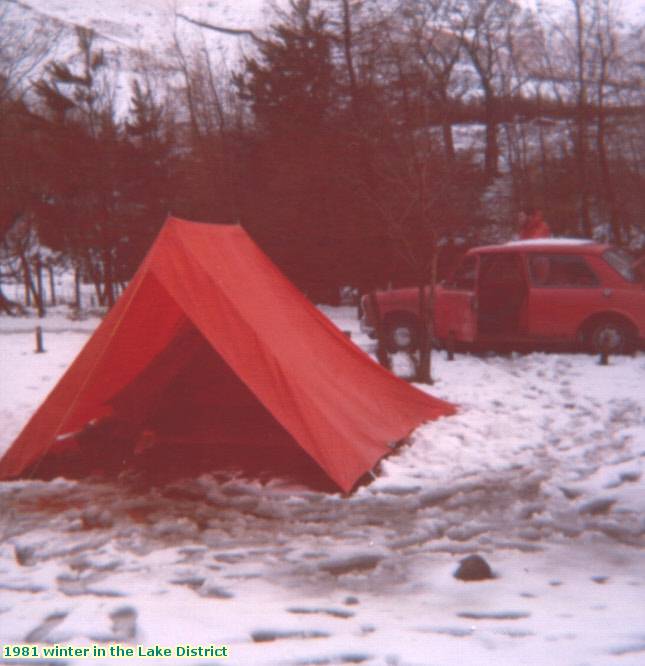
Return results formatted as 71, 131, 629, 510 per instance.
434, 254, 478, 344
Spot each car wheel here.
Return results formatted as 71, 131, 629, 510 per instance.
587, 319, 633, 355
384, 317, 419, 353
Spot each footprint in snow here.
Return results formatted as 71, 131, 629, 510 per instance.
110, 606, 137, 640
457, 611, 530, 620
605, 471, 641, 488
294, 654, 371, 665
251, 629, 330, 642
287, 607, 354, 619
198, 582, 234, 599
608, 638, 645, 656
319, 554, 382, 576
578, 497, 616, 515
418, 626, 474, 637
559, 487, 583, 500
170, 575, 205, 590
25, 611, 68, 642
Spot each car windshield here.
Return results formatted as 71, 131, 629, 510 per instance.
603, 248, 638, 283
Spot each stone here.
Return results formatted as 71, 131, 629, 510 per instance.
454, 554, 494, 581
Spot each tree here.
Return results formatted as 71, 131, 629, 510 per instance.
235, 0, 335, 136
396, 0, 466, 163
0, 3, 59, 106
34, 28, 130, 306
454, 0, 531, 178
234, 0, 354, 299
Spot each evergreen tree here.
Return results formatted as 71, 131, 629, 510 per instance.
235, 0, 335, 136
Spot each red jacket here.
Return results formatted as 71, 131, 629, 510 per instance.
520, 212, 550, 239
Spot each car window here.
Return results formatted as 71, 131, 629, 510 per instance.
603, 248, 637, 283
479, 253, 524, 286
446, 255, 477, 290
528, 254, 599, 288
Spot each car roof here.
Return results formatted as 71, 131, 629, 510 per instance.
469, 238, 608, 255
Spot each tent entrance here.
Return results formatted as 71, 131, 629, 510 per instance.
35, 324, 334, 489
109, 324, 334, 488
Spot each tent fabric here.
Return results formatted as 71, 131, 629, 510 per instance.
0, 217, 456, 492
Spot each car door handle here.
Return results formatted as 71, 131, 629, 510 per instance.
603, 288, 612, 298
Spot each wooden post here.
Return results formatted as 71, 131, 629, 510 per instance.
599, 336, 610, 366
447, 331, 455, 361
35, 326, 45, 353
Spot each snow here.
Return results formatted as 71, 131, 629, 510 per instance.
16, 0, 281, 69
1, 306, 645, 665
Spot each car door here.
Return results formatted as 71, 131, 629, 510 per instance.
434, 254, 478, 343
477, 252, 528, 338
526, 253, 602, 340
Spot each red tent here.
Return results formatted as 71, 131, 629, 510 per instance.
0, 217, 456, 492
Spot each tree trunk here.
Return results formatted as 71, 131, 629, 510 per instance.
575, 116, 592, 237
368, 290, 390, 371
416, 282, 431, 384
102, 247, 115, 307
442, 117, 455, 164
596, 105, 621, 244
20, 254, 41, 310
484, 95, 499, 178
74, 265, 81, 309
341, 0, 361, 125
573, 0, 592, 238
415, 245, 436, 385
22, 258, 32, 306
48, 264, 57, 306
34, 254, 45, 317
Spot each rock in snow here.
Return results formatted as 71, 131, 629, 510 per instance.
454, 554, 494, 581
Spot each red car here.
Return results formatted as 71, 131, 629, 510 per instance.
361, 239, 645, 354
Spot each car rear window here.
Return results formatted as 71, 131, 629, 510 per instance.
603, 248, 637, 283
528, 254, 599, 288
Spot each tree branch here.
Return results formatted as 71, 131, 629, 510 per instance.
176, 13, 261, 43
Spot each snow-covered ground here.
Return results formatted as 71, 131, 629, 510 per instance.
1, 306, 644, 665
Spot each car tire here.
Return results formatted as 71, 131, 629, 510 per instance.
384, 316, 420, 353
587, 318, 634, 355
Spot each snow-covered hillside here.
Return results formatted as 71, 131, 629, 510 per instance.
1, 307, 644, 665
9, 0, 277, 67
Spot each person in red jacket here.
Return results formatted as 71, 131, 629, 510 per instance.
518, 209, 551, 239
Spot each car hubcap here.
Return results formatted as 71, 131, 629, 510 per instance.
597, 327, 622, 351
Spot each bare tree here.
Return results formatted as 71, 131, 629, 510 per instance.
0, 3, 60, 105
453, 0, 529, 178
396, 0, 467, 163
